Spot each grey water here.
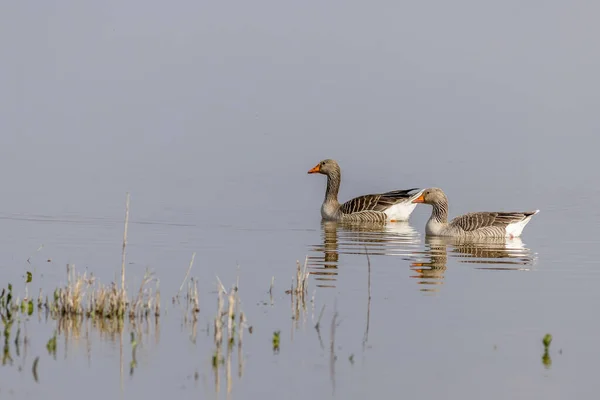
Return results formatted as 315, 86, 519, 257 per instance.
1, 1, 600, 399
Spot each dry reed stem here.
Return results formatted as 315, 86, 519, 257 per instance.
190, 314, 198, 344
121, 193, 130, 295
226, 342, 232, 396
131, 269, 155, 318
295, 257, 310, 297
213, 281, 225, 395
238, 312, 245, 348
178, 252, 196, 295
191, 278, 199, 313
330, 303, 339, 395
227, 288, 236, 345
215, 283, 224, 346
290, 257, 310, 328
238, 311, 244, 378
154, 281, 161, 317
363, 246, 372, 348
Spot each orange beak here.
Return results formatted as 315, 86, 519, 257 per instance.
412, 194, 425, 203
307, 164, 321, 174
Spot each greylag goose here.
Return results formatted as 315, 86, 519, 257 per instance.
307, 159, 422, 223
412, 187, 539, 238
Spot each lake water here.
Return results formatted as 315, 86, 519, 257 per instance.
2, 1, 600, 399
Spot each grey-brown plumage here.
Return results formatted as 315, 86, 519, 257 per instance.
412, 187, 539, 238
451, 212, 537, 232
308, 159, 421, 223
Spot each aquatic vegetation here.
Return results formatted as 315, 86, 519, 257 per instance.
45, 264, 160, 320
211, 277, 248, 395
543, 333, 552, 348
0, 284, 14, 312
46, 331, 57, 357
272, 330, 280, 353
542, 333, 553, 369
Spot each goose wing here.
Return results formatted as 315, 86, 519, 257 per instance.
340, 188, 419, 215
450, 211, 536, 232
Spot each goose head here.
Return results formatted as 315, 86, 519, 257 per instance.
307, 159, 340, 176
412, 187, 447, 205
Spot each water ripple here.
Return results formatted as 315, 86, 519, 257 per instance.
308, 221, 421, 287
409, 236, 536, 293
308, 222, 537, 290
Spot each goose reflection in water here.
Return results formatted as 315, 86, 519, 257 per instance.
410, 236, 536, 293
308, 221, 421, 288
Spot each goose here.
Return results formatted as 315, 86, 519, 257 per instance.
412, 187, 539, 238
307, 159, 422, 223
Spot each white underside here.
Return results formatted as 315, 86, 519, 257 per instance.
383, 190, 424, 222
385, 189, 425, 222
383, 202, 417, 221
504, 237, 524, 249
505, 210, 540, 238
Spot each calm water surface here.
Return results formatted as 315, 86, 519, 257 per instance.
2, 2, 600, 399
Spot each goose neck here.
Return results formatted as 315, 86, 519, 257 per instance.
431, 198, 449, 224
324, 169, 341, 205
